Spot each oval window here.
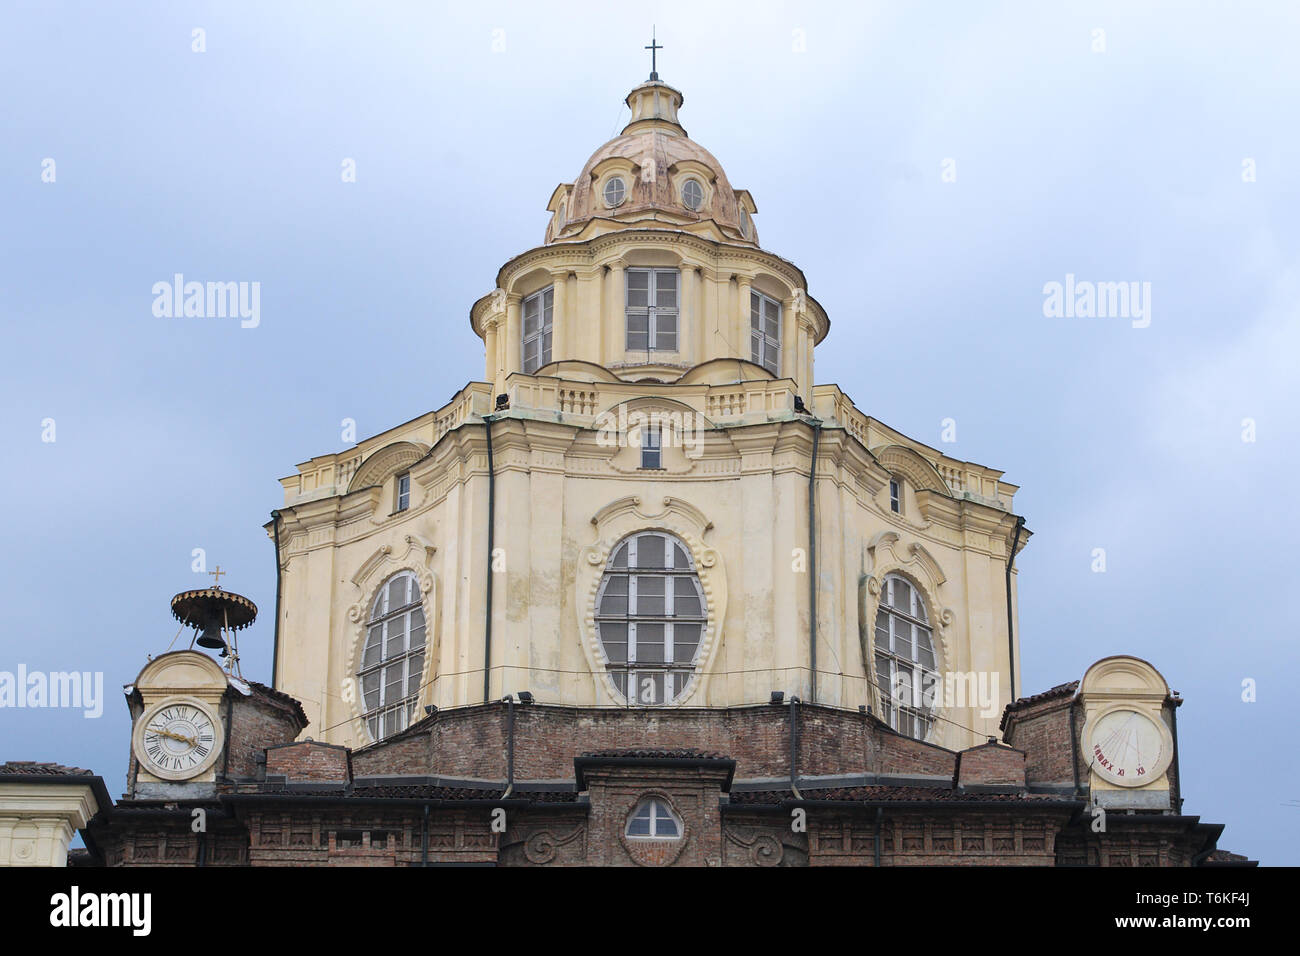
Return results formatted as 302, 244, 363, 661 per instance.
359, 571, 426, 741
873, 574, 938, 740
604, 177, 627, 208
681, 179, 704, 211
595, 531, 706, 705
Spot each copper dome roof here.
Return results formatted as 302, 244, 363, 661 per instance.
546, 80, 757, 247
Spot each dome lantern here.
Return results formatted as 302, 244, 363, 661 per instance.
622, 80, 686, 138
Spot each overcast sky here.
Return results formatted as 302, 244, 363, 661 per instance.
2, 1, 1296, 863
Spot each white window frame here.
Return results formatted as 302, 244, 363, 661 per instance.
750, 291, 781, 375
603, 176, 626, 208
521, 286, 554, 374
889, 478, 902, 514
395, 472, 411, 512
873, 574, 938, 740
625, 797, 682, 840
681, 178, 704, 211
359, 571, 426, 741
640, 424, 662, 469
625, 268, 679, 353
594, 531, 706, 705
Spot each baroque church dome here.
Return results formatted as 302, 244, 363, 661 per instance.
545, 80, 758, 247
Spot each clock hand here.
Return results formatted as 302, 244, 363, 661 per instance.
149, 726, 198, 747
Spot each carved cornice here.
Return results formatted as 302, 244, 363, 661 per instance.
908, 542, 947, 587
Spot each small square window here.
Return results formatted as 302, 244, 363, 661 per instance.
889, 478, 901, 514
396, 473, 411, 512
641, 425, 662, 469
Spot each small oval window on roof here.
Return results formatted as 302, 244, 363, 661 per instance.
681, 179, 704, 211
604, 177, 627, 208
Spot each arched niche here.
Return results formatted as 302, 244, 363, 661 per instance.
347, 441, 430, 494
870, 444, 951, 495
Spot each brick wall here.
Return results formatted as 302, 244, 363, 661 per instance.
266, 741, 349, 782
1002, 697, 1082, 787
582, 764, 729, 867
956, 743, 1027, 789
351, 702, 958, 782
223, 691, 305, 781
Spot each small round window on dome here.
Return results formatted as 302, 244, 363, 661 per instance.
604, 177, 626, 208
681, 179, 704, 211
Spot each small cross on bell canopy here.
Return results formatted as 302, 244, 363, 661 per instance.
171, 585, 257, 672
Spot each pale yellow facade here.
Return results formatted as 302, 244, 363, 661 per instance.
271, 77, 1027, 753
0, 783, 100, 867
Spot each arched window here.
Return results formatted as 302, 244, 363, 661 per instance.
359, 571, 425, 741
626, 797, 681, 839
873, 574, 938, 740
595, 531, 705, 705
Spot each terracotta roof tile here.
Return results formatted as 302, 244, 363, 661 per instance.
0, 761, 95, 776
240, 783, 580, 803
244, 680, 309, 727
1205, 849, 1251, 863
999, 681, 1079, 729
580, 748, 728, 760
730, 785, 1070, 806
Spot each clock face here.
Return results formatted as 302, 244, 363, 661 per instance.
1087, 709, 1165, 787
135, 700, 221, 780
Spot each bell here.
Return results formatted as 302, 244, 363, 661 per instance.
172, 586, 253, 675
196, 621, 229, 656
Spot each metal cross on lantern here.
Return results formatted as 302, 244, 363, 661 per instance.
645, 29, 662, 81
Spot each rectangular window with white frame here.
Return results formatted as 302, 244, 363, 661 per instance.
889, 478, 902, 514
522, 286, 554, 373
396, 472, 411, 512
626, 268, 678, 352
640, 424, 662, 469
750, 291, 781, 374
